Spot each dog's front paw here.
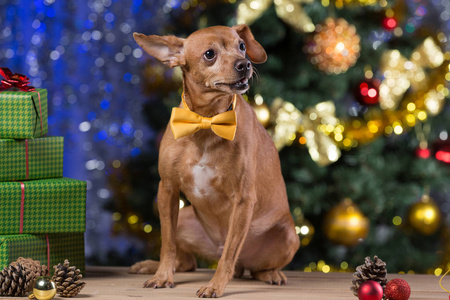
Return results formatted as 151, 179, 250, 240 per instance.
196, 283, 223, 298
143, 270, 175, 288
129, 259, 159, 274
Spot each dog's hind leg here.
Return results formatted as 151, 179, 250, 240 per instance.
129, 205, 218, 274
241, 215, 300, 285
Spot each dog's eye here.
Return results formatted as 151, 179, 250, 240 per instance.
239, 42, 246, 52
204, 49, 215, 60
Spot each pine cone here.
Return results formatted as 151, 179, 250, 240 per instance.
52, 259, 86, 297
0, 262, 34, 296
16, 257, 48, 278
350, 256, 387, 297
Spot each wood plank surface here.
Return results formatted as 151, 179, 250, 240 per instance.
66, 267, 447, 300
0, 267, 445, 299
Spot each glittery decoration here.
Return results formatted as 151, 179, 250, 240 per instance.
305, 18, 361, 75
378, 37, 444, 110
237, 0, 315, 33
267, 97, 302, 151
301, 101, 341, 166
384, 279, 411, 300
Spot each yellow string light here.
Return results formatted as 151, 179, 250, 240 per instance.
143, 224, 153, 233
341, 261, 349, 270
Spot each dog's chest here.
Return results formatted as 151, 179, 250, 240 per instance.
182, 153, 219, 200
191, 154, 215, 197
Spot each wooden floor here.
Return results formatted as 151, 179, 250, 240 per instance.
0, 266, 445, 299
56, 266, 447, 299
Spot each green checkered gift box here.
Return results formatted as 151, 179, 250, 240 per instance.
0, 178, 86, 234
0, 136, 63, 182
0, 233, 85, 274
0, 87, 48, 139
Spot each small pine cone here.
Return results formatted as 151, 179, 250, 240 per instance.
16, 257, 48, 278
52, 259, 86, 297
350, 256, 387, 297
0, 262, 34, 296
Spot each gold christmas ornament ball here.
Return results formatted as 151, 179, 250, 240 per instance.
323, 198, 369, 246
295, 217, 315, 247
29, 276, 56, 300
306, 18, 361, 75
408, 195, 442, 235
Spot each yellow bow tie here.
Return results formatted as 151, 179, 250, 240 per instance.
169, 94, 237, 141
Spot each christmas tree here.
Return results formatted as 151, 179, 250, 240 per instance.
112, 0, 450, 274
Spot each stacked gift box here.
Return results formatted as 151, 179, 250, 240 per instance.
0, 70, 86, 273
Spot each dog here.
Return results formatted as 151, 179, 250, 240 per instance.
130, 25, 300, 298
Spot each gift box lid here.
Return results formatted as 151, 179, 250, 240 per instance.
0, 136, 64, 182
0, 88, 48, 139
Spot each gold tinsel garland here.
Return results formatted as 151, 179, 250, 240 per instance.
237, 0, 316, 33
259, 36, 449, 165
379, 37, 445, 111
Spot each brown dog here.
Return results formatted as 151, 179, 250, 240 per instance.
130, 25, 299, 298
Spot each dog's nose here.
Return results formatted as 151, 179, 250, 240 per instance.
235, 59, 251, 72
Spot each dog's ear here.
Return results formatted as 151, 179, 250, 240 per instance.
133, 33, 186, 68
232, 24, 267, 64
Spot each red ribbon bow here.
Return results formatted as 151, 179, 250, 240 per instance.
0, 67, 35, 92
0, 67, 43, 135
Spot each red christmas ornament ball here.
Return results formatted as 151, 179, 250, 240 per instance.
358, 280, 384, 300
383, 17, 397, 30
435, 143, 450, 164
356, 80, 380, 105
385, 279, 411, 300
415, 147, 430, 159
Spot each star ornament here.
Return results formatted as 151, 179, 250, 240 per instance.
237, 0, 315, 33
